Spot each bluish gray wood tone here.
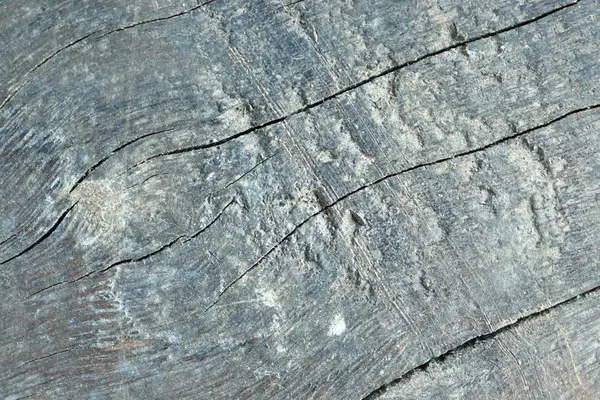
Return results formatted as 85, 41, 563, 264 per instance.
375, 290, 600, 400
1, 0, 598, 398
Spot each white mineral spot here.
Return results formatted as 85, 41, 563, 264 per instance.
328, 314, 346, 336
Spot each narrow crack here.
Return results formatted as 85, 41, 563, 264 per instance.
128, 114, 291, 170
23, 199, 235, 300
2, 1, 577, 175
0, 31, 100, 111
211, 151, 281, 195
201, 103, 599, 315
0, 202, 78, 266
133, 1, 579, 167
23, 280, 76, 301
0, 1, 217, 113
69, 127, 174, 194
22, 234, 184, 301
277, 0, 310, 9
125, 172, 169, 190
362, 283, 600, 399
0, 232, 18, 248
3, 128, 174, 265
16, 393, 42, 400
201, 207, 313, 315
17, 347, 77, 369
96, 235, 186, 276
96, 0, 218, 39
184, 197, 236, 242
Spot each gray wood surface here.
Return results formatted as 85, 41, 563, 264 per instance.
1, 0, 598, 398
376, 290, 600, 400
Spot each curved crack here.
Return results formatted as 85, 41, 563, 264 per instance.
130, 1, 580, 167
0, 202, 78, 266
125, 173, 169, 190
69, 127, 174, 194
184, 197, 236, 242
128, 114, 292, 170
0, 31, 100, 111
0, 0, 217, 113
201, 103, 600, 315
361, 283, 600, 399
95, 235, 186, 276
23, 198, 236, 300
0, 232, 18, 248
2, 1, 577, 174
96, 0, 218, 39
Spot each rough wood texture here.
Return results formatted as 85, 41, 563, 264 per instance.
375, 290, 600, 399
1, 0, 598, 399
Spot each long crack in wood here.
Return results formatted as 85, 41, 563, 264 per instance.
69, 127, 175, 194
0, 1, 218, 112
0, 31, 100, 111
0, 202, 78, 266
133, 1, 580, 166
201, 103, 599, 314
96, 0, 218, 39
22, 199, 236, 300
361, 283, 600, 399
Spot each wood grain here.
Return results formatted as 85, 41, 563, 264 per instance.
0, 0, 598, 398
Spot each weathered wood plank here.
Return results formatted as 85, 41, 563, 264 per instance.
0, 0, 598, 399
